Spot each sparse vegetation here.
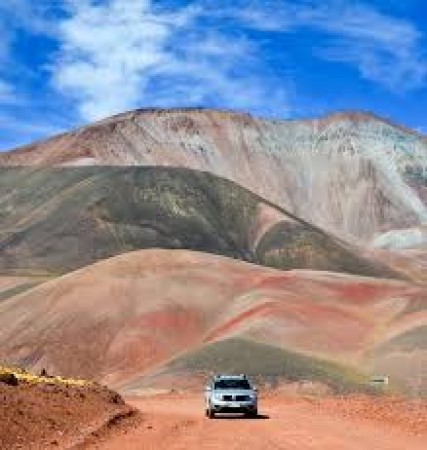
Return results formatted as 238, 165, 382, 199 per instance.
0, 365, 91, 387
0, 372, 18, 386
256, 221, 398, 278
0, 167, 395, 278
0, 365, 136, 450
376, 326, 427, 352
167, 338, 375, 395
0, 282, 39, 302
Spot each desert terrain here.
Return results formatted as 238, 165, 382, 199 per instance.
0, 367, 140, 449
2, 377, 426, 449
89, 392, 426, 450
0, 108, 425, 448
0, 249, 425, 397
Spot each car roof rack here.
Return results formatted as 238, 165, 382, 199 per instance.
214, 373, 247, 379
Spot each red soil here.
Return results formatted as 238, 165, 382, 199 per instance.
2, 382, 425, 450
86, 392, 426, 450
0, 379, 139, 449
0, 250, 424, 393
311, 395, 427, 436
203, 301, 278, 342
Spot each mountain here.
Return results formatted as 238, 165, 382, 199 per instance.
0, 108, 425, 398
0, 249, 424, 395
1, 109, 426, 247
0, 166, 394, 278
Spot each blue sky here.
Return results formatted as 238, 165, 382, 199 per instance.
1, 0, 427, 150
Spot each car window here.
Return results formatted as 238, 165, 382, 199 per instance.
214, 379, 251, 390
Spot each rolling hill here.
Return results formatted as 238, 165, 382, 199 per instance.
0, 166, 395, 278
0, 249, 425, 396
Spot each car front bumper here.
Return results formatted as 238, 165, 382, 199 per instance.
211, 400, 257, 413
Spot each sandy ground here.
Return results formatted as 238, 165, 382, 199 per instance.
85, 393, 427, 450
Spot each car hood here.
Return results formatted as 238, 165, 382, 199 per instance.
213, 389, 256, 396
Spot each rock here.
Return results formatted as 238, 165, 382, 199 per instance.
0, 372, 19, 386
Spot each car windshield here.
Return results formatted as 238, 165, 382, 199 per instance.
214, 379, 251, 390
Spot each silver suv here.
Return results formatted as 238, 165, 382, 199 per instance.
205, 374, 258, 418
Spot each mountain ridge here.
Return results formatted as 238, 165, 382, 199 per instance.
1, 107, 425, 246
1, 109, 425, 155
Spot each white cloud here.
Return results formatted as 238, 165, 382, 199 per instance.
52, 0, 290, 121
235, 1, 427, 91
53, 0, 174, 120
315, 4, 426, 90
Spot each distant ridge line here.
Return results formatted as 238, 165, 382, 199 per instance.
2, 107, 425, 154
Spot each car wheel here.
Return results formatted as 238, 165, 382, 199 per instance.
208, 407, 215, 419
246, 409, 258, 418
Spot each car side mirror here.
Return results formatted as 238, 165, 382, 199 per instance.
253, 386, 258, 392
205, 386, 212, 392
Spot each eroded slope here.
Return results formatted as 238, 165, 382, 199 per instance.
1, 109, 426, 244
0, 249, 424, 395
0, 167, 393, 278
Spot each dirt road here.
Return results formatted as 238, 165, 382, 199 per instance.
85, 393, 426, 450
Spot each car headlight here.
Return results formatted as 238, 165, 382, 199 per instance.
213, 393, 222, 400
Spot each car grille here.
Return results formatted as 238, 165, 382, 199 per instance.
236, 395, 250, 402
221, 395, 250, 401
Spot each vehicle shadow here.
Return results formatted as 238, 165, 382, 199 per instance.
213, 414, 270, 420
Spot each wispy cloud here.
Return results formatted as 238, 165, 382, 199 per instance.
53, 0, 180, 120
0, 113, 66, 138
0, 0, 68, 149
235, 0, 427, 91
52, 0, 290, 121
0, 112, 70, 150
1, 0, 426, 149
